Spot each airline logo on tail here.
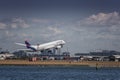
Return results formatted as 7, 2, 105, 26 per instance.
25, 41, 36, 51
25, 40, 31, 48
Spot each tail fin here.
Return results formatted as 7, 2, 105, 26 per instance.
25, 40, 37, 51
25, 40, 31, 48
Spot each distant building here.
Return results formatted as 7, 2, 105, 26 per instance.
90, 50, 120, 56
13, 50, 28, 59
13, 50, 71, 60
39, 52, 70, 60
75, 50, 120, 61
109, 55, 120, 61
0, 51, 14, 60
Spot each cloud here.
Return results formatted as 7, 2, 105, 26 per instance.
0, 18, 30, 30
35, 26, 63, 39
32, 18, 53, 23
79, 12, 120, 26
5, 30, 15, 37
48, 27, 63, 35
0, 18, 65, 42
11, 18, 30, 28
0, 22, 7, 29
75, 12, 120, 36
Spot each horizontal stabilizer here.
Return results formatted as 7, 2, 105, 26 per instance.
15, 43, 26, 46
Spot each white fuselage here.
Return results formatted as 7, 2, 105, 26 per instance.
31, 40, 65, 51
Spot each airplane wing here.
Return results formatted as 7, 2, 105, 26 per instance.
17, 49, 35, 52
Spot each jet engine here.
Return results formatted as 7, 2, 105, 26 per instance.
56, 45, 62, 49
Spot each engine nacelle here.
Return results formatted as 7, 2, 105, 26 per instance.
56, 46, 62, 49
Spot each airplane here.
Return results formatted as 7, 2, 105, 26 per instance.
15, 40, 65, 52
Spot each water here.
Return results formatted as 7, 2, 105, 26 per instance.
0, 66, 120, 80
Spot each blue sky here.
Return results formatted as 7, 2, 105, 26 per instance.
0, 0, 120, 54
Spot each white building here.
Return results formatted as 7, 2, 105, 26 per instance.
0, 53, 14, 60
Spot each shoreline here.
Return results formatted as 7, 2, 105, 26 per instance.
0, 60, 120, 67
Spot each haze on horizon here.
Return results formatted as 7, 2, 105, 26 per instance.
0, 0, 120, 54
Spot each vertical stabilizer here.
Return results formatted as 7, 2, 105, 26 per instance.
25, 41, 31, 48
